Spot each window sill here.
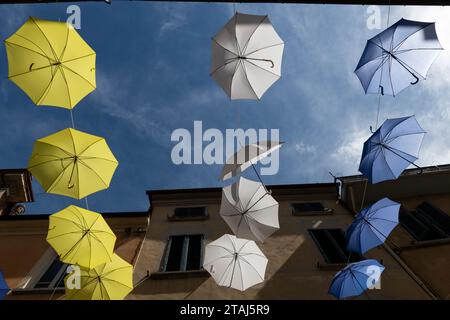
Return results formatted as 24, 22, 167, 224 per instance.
11, 288, 65, 295
150, 270, 210, 280
292, 209, 334, 217
401, 237, 450, 250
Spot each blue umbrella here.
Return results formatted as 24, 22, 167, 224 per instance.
0, 271, 9, 300
355, 18, 442, 96
346, 198, 400, 255
329, 259, 385, 299
359, 115, 426, 184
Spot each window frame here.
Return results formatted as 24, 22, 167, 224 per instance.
291, 202, 333, 216
160, 234, 205, 273
308, 228, 362, 265
167, 206, 209, 221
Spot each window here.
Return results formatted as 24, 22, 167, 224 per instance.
400, 202, 450, 241
309, 229, 362, 264
168, 207, 208, 220
291, 202, 332, 215
161, 235, 204, 272
34, 258, 67, 289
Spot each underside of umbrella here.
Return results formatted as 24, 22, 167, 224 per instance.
203, 234, 268, 291
220, 140, 284, 181
359, 116, 425, 184
355, 18, 442, 96
220, 177, 279, 242
211, 12, 284, 100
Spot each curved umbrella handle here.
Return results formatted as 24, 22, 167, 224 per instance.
379, 85, 384, 96
410, 74, 419, 85
29, 63, 34, 71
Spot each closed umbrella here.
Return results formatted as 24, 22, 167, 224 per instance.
211, 12, 284, 100
329, 259, 385, 299
355, 18, 442, 96
65, 254, 133, 300
28, 128, 119, 199
359, 115, 425, 184
203, 234, 268, 291
47, 205, 116, 269
0, 271, 9, 300
346, 198, 400, 255
220, 140, 283, 181
220, 177, 279, 242
5, 17, 96, 109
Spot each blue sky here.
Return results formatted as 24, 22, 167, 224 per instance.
1, 2, 450, 214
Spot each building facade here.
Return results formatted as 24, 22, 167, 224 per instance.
1, 166, 449, 299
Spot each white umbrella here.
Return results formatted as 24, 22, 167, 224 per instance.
203, 234, 268, 291
211, 12, 284, 100
221, 177, 279, 242
219, 140, 284, 181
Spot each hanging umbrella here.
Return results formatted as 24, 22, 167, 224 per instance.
329, 259, 385, 299
47, 205, 116, 269
0, 271, 10, 300
346, 198, 400, 255
211, 12, 284, 100
220, 140, 284, 181
65, 254, 133, 300
220, 177, 279, 242
355, 18, 442, 96
359, 115, 425, 184
203, 234, 268, 291
28, 128, 119, 199
5, 17, 96, 109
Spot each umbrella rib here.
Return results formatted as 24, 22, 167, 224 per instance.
29, 17, 59, 61
392, 23, 437, 52
61, 52, 96, 65
28, 156, 72, 170
46, 162, 75, 194
384, 132, 425, 144
77, 138, 107, 157
5, 36, 53, 61
241, 61, 260, 100
7, 63, 54, 79
349, 270, 369, 297
241, 15, 269, 55
61, 64, 96, 89
33, 140, 74, 157
59, 66, 74, 108
66, 206, 88, 230
47, 230, 84, 241
35, 64, 59, 105
218, 258, 235, 286
58, 24, 71, 62
239, 256, 265, 281
244, 42, 284, 57
77, 160, 110, 188
228, 59, 241, 98
380, 147, 397, 179
206, 244, 234, 255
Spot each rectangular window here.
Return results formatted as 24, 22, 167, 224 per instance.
34, 258, 67, 289
309, 229, 362, 264
291, 202, 331, 215
169, 207, 208, 220
162, 234, 204, 272
400, 202, 450, 241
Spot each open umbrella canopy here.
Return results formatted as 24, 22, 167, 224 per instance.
203, 234, 268, 291
220, 140, 284, 181
359, 115, 426, 184
220, 177, 279, 242
0, 271, 9, 300
211, 12, 284, 100
346, 198, 400, 255
47, 205, 116, 269
65, 254, 133, 300
355, 18, 442, 96
28, 128, 119, 199
329, 259, 385, 299
5, 17, 96, 109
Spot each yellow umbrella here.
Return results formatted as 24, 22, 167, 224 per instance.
65, 254, 133, 300
47, 205, 116, 269
5, 17, 96, 109
28, 128, 119, 199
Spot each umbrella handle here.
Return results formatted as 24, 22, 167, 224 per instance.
379, 85, 384, 96
410, 74, 419, 85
